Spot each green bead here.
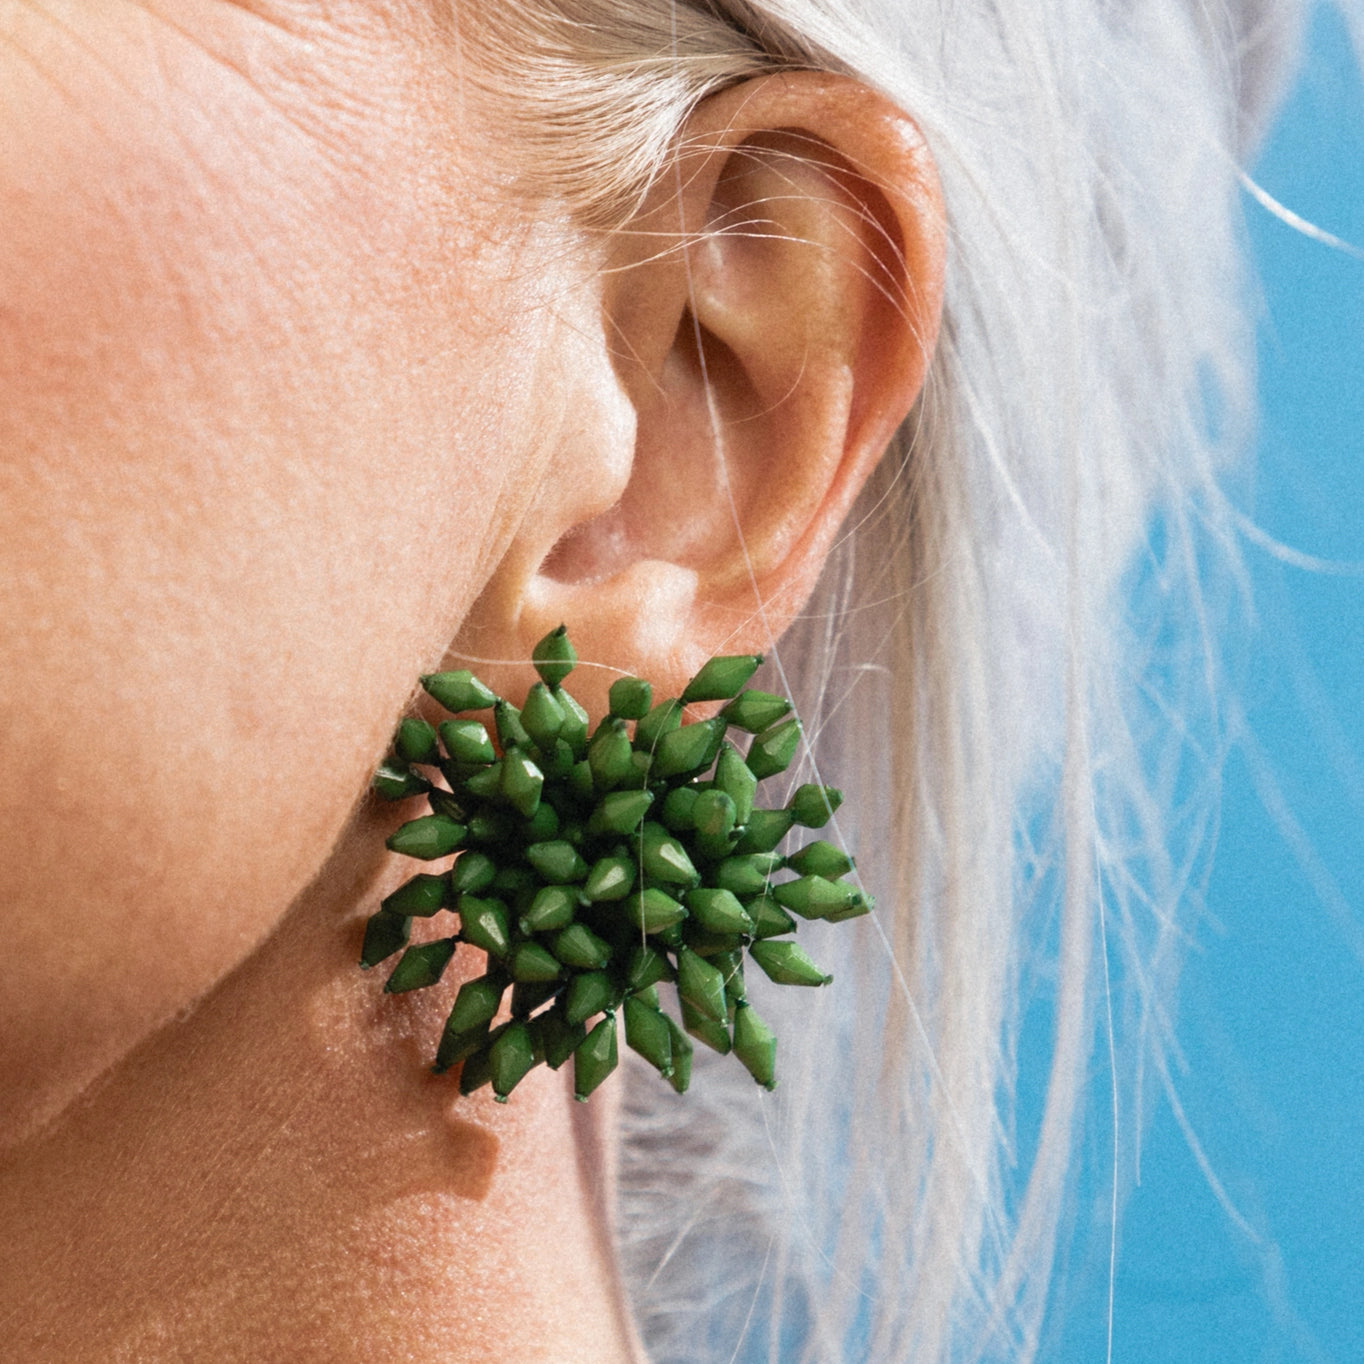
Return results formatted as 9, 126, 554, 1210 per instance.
456, 1053, 492, 1095
508, 940, 563, 982
533, 738, 575, 780
631, 983, 661, 1009
360, 908, 410, 968
626, 886, 688, 933
381, 872, 449, 919
652, 717, 725, 780
521, 682, 566, 749
683, 927, 746, 957
733, 808, 795, 854
633, 697, 682, 753
608, 675, 653, 720
458, 895, 511, 957
676, 946, 726, 1022
748, 938, 832, 986
421, 669, 497, 713
439, 718, 496, 767
384, 936, 457, 993
772, 875, 858, 920
582, 855, 636, 903
426, 787, 466, 825
490, 1021, 537, 1102
746, 716, 802, 780
749, 894, 797, 939
732, 1001, 777, 1089
822, 889, 874, 923
624, 995, 673, 1077
587, 789, 655, 837
491, 865, 537, 899
500, 748, 544, 818
713, 854, 780, 898
625, 943, 674, 992
494, 699, 531, 752
550, 923, 612, 971
681, 653, 763, 704
445, 974, 505, 1034
396, 716, 440, 765
434, 1020, 489, 1073
555, 687, 590, 758
510, 977, 562, 1017
466, 810, 514, 846
660, 785, 700, 833
387, 814, 466, 860
458, 1025, 503, 1094
526, 840, 589, 883
719, 689, 792, 734
680, 997, 731, 1055
686, 887, 755, 935
573, 1014, 618, 1101
787, 840, 855, 879
532, 624, 578, 687
654, 922, 685, 950
588, 718, 635, 790
372, 762, 431, 802
641, 822, 700, 887
568, 759, 595, 802
565, 969, 618, 1026
557, 816, 587, 848
437, 758, 471, 793
462, 761, 502, 801
536, 1006, 586, 1070
666, 1016, 694, 1093
692, 788, 737, 839
714, 745, 757, 825
788, 783, 844, 828
715, 949, 747, 1003
522, 800, 561, 842
519, 884, 578, 935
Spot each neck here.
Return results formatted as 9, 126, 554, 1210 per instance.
0, 808, 643, 1363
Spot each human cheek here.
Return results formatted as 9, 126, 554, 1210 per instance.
0, 9, 545, 1131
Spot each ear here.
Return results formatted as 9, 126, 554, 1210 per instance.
456, 72, 944, 712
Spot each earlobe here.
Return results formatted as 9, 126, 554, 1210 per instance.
460, 73, 944, 710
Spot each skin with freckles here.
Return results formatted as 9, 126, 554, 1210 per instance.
0, 1, 944, 1358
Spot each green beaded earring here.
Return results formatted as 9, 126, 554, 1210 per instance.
364, 626, 871, 1104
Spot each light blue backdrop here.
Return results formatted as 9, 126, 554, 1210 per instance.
1050, 10, 1364, 1360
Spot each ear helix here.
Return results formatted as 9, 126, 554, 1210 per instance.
365, 625, 870, 1103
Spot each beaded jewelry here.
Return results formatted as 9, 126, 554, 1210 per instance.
364, 627, 870, 1103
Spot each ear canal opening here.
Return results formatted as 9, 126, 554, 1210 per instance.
538, 505, 629, 586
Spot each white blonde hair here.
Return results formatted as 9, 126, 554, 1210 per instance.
460, 1, 1304, 1358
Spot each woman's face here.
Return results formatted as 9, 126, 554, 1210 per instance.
0, 1, 584, 1133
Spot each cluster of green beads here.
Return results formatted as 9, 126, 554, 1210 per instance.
364, 626, 870, 1105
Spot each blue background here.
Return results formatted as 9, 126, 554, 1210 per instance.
1050, 9, 1364, 1360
